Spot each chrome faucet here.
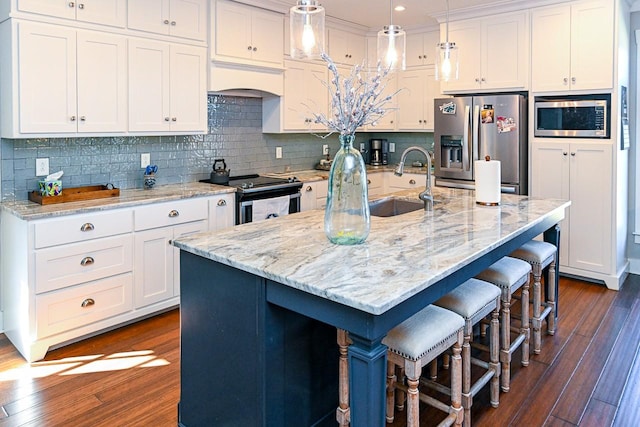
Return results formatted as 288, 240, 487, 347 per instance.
394, 146, 433, 211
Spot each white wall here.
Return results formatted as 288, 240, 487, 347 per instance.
628, 12, 640, 273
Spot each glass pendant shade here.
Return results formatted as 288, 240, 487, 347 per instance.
377, 25, 406, 71
435, 41, 458, 81
290, 0, 325, 60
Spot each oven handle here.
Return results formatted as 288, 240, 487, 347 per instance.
239, 192, 301, 208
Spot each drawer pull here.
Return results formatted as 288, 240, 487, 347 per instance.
306, 186, 313, 192
81, 298, 95, 308
217, 199, 227, 206
168, 210, 180, 218
80, 256, 95, 266
80, 223, 95, 232
409, 179, 416, 185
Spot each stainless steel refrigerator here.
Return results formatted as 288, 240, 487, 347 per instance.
434, 94, 527, 194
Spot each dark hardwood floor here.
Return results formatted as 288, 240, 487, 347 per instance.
0, 275, 639, 426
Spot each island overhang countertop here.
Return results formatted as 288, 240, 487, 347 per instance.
172, 187, 570, 316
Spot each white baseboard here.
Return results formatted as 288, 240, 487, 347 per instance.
629, 257, 640, 275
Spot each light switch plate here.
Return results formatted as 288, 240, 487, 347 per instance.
276, 147, 283, 159
141, 153, 150, 168
36, 158, 49, 177
389, 142, 396, 153
323, 145, 329, 155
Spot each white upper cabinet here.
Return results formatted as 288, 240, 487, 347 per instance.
531, 0, 613, 92
328, 27, 367, 66
128, 0, 207, 41
3, 21, 127, 137
405, 30, 440, 68
128, 38, 207, 133
16, 0, 127, 27
396, 68, 440, 131
441, 11, 529, 93
213, 0, 284, 68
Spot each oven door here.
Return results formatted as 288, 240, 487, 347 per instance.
237, 191, 301, 225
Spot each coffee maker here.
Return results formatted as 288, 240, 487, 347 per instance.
368, 139, 389, 166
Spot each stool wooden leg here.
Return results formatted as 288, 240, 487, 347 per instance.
396, 367, 406, 411
531, 266, 543, 354
521, 278, 530, 367
404, 360, 422, 427
386, 361, 397, 423
451, 331, 464, 427
430, 358, 438, 380
547, 259, 557, 335
461, 327, 471, 427
489, 302, 500, 408
336, 329, 350, 426
500, 291, 511, 393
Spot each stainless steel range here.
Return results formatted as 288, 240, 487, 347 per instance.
202, 174, 302, 224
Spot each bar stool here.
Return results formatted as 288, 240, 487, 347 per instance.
433, 278, 501, 427
384, 305, 465, 427
510, 240, 557, 354
475, 256, 531, 392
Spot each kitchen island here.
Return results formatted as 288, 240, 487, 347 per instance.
172, 187, 569, 427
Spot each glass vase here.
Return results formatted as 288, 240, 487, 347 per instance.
324, 134, 370, 245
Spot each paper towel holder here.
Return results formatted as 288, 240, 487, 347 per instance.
475, 155, 501, 206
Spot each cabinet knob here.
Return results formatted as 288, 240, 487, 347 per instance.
481, 77, 486, 82
418, 119, 423, 124
248, 46, 253, 51
168, 209, 180, 217
78, 3, 84, 9
253, 47, 257, 52
571, 77, 576, 84
70, 115, 76, 122
80, 222, 95, 232
80, 256, 95, 266
68, 2, 75, 7
571, 152, 576, 156
418, 55, 423, 59
172, 117, 177, 122
164, 20, 170, 25
563, 77, 569, 85
306, 186, 313, 192
390, 120, 394, 124
80, 116, 86, 121
81, 298, 95, 308
563, 151, 568, 156
217, 199, 227, 206
409, 179, 416, 185
475, 78, 480, 83
171, 21, 176, 26
164, 117, 170, 122
367, 179, 371, 184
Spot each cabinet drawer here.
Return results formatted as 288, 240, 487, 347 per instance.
35, 234, 133, 294
34, 209, 133, 249
36, 273, 133, 339
134, 198, 208, 231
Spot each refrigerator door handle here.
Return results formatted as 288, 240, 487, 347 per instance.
463, 105, 471, 171
468, 105, 480, 172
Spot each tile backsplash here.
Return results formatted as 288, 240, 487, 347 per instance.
0, 95, 433, 201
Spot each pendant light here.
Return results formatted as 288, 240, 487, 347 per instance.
290, 0, 325, 60
435, 0, 459, 81
377, 0, 406, 71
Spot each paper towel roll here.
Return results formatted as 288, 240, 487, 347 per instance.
475, 158, 501, 205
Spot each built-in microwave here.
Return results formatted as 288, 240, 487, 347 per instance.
534, 94, 610, 138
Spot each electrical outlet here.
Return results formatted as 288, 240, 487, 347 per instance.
36, 158, 49, 177
360, 142, 366, 152
141, 153, 151, 169
275, 147, 283, 159
322, 145, 329, 155
389, 142, 396, 153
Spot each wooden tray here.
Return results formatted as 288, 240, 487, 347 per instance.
28, 185, 120, 205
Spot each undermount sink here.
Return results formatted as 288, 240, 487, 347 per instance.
369, 197, 426, 217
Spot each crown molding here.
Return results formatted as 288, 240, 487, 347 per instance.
430, 0, 572, 23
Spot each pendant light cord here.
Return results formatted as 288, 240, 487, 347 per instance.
445, 0, 450, 44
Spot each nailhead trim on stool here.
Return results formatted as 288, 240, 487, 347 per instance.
476, 256, 532, 393
510, 240, 557, 354
434, 278, 501, 427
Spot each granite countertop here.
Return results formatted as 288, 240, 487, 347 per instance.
268, 165, 430, 183
173, 187, 570, 315
1, 182, 234, 220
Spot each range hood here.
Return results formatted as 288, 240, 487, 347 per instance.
209, 62, 284, 97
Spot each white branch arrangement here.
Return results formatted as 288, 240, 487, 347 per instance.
311, 53, 399, 137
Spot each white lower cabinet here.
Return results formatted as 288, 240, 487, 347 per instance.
367, 173, 385, 197
386, 172, 427, 193
531, 140, 621, 286
1, 194, 232, 362
300, 180, 328, 211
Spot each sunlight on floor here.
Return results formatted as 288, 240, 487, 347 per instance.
0, 349, 170, 382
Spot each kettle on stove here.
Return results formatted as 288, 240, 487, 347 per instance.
210, 159, 230, 185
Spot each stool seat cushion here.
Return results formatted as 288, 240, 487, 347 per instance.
382, 305, 464, 361
475, 256, 531, 290
510, 240, 556, 265
434, 278, 501, 320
